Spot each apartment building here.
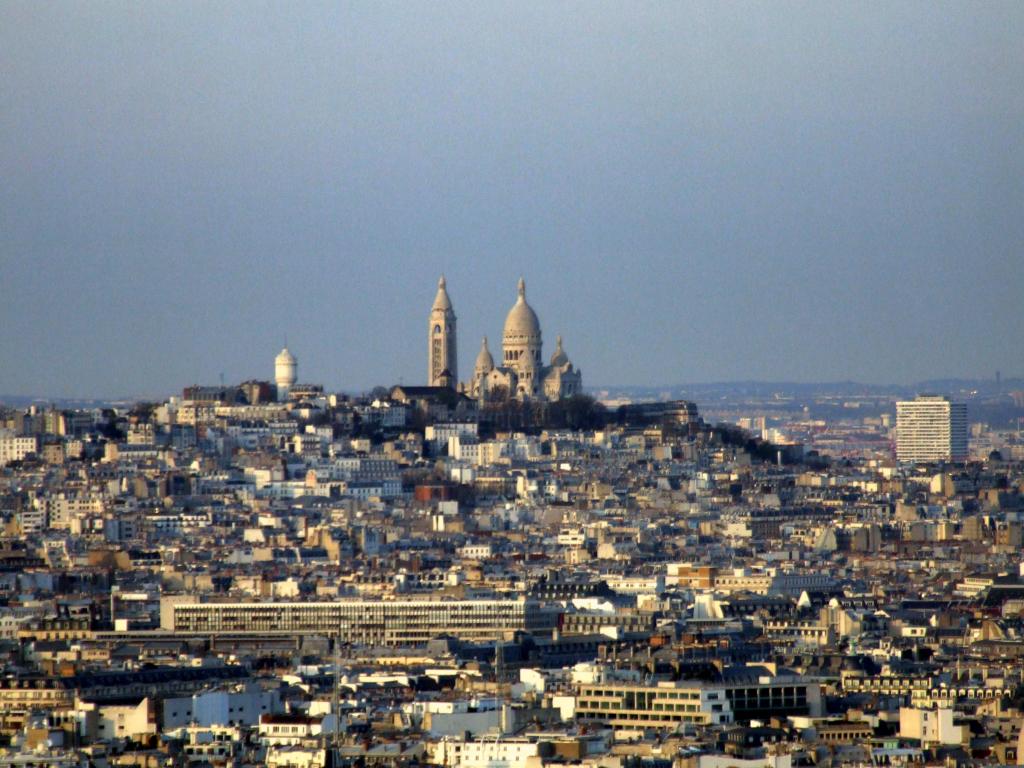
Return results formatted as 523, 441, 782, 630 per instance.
896, 396, 968, 463
0, 435, 39, 465
576, 681, 733, 728
576, 673, 822, 729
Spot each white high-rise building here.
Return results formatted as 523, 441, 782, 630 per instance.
895, 395, 967, 463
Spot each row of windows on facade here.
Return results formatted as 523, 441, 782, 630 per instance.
579, 711, 709, 723
504, 349, 541, 363
582, 687, 805, 703
182, 619, 514, 627
583, 701, 705, 713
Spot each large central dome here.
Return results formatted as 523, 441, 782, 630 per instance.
503, 278, 541, 339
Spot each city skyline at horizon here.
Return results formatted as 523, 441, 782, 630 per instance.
2, 3, 1022, 397
1, 258, 1021, 401
1, 321, 1019, 406
0, 262, 1022, 402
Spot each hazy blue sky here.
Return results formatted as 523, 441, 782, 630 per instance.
1, 2, 1022, 398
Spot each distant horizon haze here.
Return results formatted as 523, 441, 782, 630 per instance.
1, 374, 1020, 406
1, 2, 1022, 398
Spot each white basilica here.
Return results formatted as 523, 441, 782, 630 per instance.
427, 276, 583, 401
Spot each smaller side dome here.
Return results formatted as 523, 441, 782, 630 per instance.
550, 335, 568, 367
475, 337, 495, 373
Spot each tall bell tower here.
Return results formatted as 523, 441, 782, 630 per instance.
428, 276, 458, 387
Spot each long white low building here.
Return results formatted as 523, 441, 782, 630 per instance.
160, 596, 555, 646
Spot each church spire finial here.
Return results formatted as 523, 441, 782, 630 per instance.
517, 276, 525, 298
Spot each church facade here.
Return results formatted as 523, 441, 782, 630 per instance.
428, 276, 583, 401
